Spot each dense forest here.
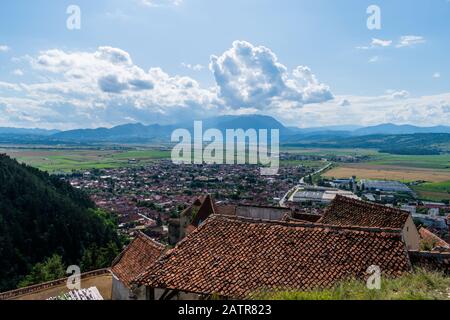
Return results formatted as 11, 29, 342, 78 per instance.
0, 155, 122, 292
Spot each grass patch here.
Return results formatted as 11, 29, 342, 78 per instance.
5, 148, 171, 173
109, 150, 170, 160
369, 154, 450, 170
280, 160, 326, 168
257, 269, 450, 300
413, 180, 450, 201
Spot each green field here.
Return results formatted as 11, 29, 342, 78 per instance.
412, 181, 450, 201
3, 147, 332, 173
283, 148, 450, 201
280, 159, 327, 168
368, 154, 450, 170
282, 147, 379, 157
1, 148, 171, 173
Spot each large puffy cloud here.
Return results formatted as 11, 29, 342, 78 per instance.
1, 41, 449, 129
2, 42, 334, 129
32, 47, 154, 94
0, 46, 219, 129
210, 41, 333, 110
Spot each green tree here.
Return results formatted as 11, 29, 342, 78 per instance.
80, 241, 121, 271
18, 254, 66, 288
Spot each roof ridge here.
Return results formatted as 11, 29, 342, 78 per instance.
136, 231, 166, 249
112, 232, 164, 268
211, 214, 403, 236
333, 195, 408, 215
236, 204, 292, 210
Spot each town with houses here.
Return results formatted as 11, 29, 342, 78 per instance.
64, 154, 450, 246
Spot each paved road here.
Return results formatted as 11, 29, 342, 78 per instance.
279, 162, 333, 207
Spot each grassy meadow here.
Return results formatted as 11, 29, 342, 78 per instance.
0, 148, 171, 173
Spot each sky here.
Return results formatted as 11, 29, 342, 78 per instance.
0, 0, 449, 129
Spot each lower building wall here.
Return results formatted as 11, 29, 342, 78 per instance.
112, 276, 147, 300
403, 216, 421, 251
0, 270, 112, 300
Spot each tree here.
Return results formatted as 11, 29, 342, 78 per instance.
18, 254, 66, 288
80, 241, 121, 271
0, 155, 123, 291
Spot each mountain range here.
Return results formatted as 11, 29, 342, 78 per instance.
1, 115, 450, 148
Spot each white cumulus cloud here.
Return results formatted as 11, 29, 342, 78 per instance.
209, 40, 333, 110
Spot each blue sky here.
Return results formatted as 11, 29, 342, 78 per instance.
0, 0, 449, 129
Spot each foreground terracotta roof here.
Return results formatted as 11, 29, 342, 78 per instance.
137, 215, 411, 299
419, 227, 450, 251
111, 232, 165, 288
319, 195, 410, 229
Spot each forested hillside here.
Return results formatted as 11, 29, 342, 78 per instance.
0, 155, 122, 291
284, 133, 450, 155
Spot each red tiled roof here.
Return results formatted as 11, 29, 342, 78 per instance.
111, 232, 165, 288
137, 215, 411, 299
419, 227, 450, 250
319, 195, 409, 229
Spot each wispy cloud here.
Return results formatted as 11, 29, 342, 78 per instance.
12, 69, 24, 76
389, 90, 410, 99
140, 0, 183, 7
181, 63, 204, 71
433, 72, 441, 79
396, 35, 426, 48
371, 38, 392, 48
357, 36, 426, 50
292, 92, 450, 128
105, 10, 131, 21
0, 45, 10, 52
357, 38, 392, 50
